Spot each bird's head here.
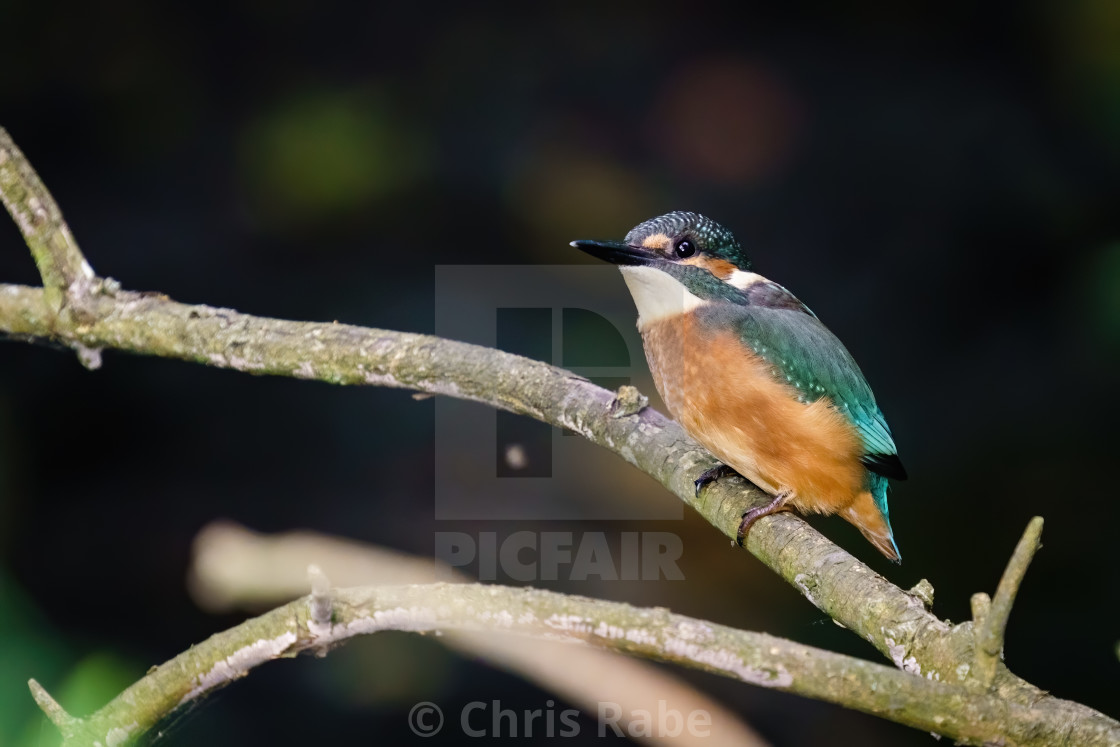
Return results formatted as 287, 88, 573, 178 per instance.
572, 212, 761, 325
572, 210, 752, 277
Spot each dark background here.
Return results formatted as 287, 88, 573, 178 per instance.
1, 2, 1118, 745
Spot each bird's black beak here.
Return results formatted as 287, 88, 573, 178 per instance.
570, 239, 656, 266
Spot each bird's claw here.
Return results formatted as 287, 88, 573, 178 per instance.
693, 463, 735, 498
735, 490, 793, 547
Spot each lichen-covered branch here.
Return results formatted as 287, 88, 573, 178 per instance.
188, 521, 769, 747
25, 582, 1109, 747
2, 128, 1118, 745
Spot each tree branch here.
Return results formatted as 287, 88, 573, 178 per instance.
25, 581, 1113, 747
2, 128, 1117, 745
188, 520, 769, 747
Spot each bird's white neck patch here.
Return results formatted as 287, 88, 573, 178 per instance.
619, 266, 708, 330
725, 270, 766, 290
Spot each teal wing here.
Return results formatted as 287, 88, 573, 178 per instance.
698, 293, 906, 480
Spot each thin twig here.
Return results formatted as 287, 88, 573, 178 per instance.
27, 678, 77, 736
0, 128, 95, 313
973, 516, 1045, 688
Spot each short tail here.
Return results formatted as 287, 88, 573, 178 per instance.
842, 474, 900, 563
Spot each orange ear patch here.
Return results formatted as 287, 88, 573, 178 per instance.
681, 256, 737, 280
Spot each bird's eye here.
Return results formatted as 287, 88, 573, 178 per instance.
673, 239, 696, 258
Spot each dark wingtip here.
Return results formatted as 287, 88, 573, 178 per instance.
862, 453, 908, 481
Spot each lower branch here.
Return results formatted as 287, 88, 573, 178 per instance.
28, 582, 1103, 747
188, 521, 768, 747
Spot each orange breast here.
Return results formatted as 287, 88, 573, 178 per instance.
641, 311, 866, 516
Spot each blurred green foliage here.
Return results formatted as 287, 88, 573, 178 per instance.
1082, 242, 1120, 345
238, 88, 431, 232
1, 573, 138, 746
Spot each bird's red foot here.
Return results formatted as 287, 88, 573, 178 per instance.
694, 464, 737, 497
735, 490, 793, 547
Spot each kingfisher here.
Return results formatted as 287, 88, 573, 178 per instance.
572, 211, 906, 562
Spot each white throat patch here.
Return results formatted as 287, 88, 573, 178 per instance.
619, 265, 708, 330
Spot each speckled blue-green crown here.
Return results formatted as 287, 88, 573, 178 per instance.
624, 211, 751, 270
